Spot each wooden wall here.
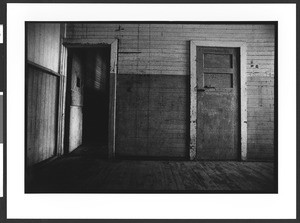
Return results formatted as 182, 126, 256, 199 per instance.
26, 66, 59, 166
65, 23, 275, 160
116, 74, 188, 157
27, 23, 61, 73
26, 23, 61, 166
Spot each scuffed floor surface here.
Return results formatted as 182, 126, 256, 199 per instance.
26, 146, 276, 193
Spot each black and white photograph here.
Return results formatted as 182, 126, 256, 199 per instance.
25, 21, 277, 193
3, 2, 297, 220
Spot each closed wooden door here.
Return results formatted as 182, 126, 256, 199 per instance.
196, 47, 240, 160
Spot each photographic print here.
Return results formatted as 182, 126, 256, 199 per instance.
5, 2, 297, 220
25, 22, 277, 193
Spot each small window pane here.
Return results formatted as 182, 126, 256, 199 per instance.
204, 73, 233, 88
204, 53, 232, 68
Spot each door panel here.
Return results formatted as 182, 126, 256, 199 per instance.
196, 47, 240, 160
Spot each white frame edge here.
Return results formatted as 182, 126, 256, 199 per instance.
189, 40, 247, 161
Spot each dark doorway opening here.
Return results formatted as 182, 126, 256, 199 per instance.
64, 47, 111, 157
82, 48, 111, 146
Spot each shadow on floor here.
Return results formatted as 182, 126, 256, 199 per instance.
26, 145, 277, 193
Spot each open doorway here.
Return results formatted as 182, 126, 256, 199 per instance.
64, 47, 111, 157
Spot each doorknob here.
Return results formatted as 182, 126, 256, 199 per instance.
204, 86, 216, 89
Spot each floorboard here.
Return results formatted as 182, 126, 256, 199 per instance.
26, 145, 276, 193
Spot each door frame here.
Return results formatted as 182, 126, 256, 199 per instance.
59, 39, 119, 158
189, 40, 247, 161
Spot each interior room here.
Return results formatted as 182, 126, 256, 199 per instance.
25, 22, 276, 193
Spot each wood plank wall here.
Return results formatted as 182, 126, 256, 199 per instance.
116, 74, 188, 157
26, 66, 59, 166
26, 23, 61, 166
65, 23, 275, 160
27, 23, 61, 73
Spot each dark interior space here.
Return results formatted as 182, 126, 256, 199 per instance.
64, 47, 110, 156
82, 48, 110, 146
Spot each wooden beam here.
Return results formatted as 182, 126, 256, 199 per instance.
63, 39, 116, 48
56, 23, 66, 157
57, 44, 68, 156
240, 43, 248, 161
108, 39, 118, 158
27, 60, 61, 77
189, 41, 197, 160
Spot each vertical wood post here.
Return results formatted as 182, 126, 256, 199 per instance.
240, 43, 248, 161
57, 23, 68, 156
189, 41, 197, 160
108, 39, 118, 158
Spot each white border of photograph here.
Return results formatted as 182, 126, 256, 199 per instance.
7, 3, 296, 219
0, 143, 2, 197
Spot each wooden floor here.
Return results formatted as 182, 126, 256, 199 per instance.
26, 145, 276, 193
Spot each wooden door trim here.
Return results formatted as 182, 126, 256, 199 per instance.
108, 39, 118, 158
56, 24, 68, 156
190, 41, 247, 161
60, 38, 119, 158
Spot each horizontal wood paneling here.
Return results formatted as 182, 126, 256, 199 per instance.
66, 23, 275, 161
116, 74, 189, 157
246, 76, 274, 160
26, 66, 59, 166
27, 23, 61, 73
65, 24, 274, 76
